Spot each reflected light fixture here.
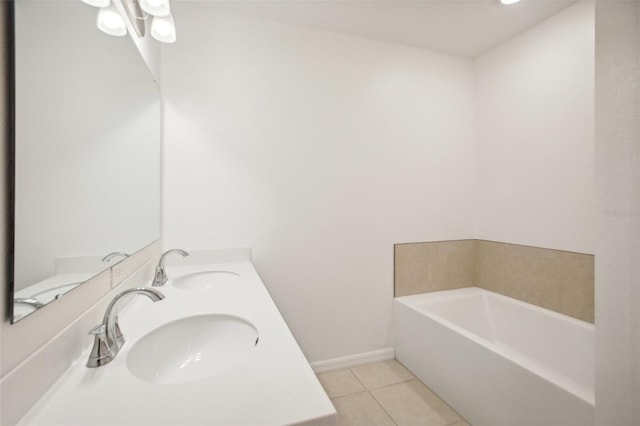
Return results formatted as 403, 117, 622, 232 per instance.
142, 0, 177, 44
140, 0, 171, 17
81, 0, 177, 43
150, 14, 176, 43
97, 3, 128, 36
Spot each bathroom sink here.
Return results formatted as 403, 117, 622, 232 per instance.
127, 314, 259, 384
171, 270, 241, 291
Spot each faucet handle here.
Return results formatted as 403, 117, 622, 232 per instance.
89, 324, 106, 336
87, 324, 114, 367
152, 265, 168, 287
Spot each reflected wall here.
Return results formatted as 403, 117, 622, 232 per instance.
11, 0, 161, 321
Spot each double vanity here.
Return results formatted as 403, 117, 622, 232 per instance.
17, 249, 336, 426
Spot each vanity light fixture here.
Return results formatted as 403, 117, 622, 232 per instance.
140, 0, 171, 17
150, 13, 176, 43
97, 2, 128, 37
500, 0, 522, 4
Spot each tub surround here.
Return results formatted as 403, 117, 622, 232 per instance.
394, 240, 475, 297
17, 249, 336, 426
395, 287, 594, 426
394, 239, 594, 323
475, 240, 594, 323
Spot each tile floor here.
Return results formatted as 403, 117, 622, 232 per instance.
316, 360, 470, 426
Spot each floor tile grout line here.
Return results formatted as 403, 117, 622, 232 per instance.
329, 390, 369, 402
394, 361, 467, 422
321, 361, 467, 425
369, 385, 462, 426
328, 389, 399, 426
370, 377, 466, 425
317, 368, 367, 399
445, 417, 469, 426
343, 362, 407, 425
347, 366, 369, 391
348, 365, 416, 392
366, 389, 399, 426
366, 377, 419, 393
446, 421, 469, 426
409, 375, 467, 422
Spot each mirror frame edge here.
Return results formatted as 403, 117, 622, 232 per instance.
6, 0, 15, 324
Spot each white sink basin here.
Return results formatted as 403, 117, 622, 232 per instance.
172, 271, 241, 291
127, 314, 259, 384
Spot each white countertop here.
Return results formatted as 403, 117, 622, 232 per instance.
13, 273, 95, 321
18, 253, 336, 426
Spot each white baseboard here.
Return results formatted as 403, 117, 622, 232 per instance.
310, 348, 395, 373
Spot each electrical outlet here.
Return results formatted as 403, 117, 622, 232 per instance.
112, 265, 123, 288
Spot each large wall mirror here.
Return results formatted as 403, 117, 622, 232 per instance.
10, 0, 161, 322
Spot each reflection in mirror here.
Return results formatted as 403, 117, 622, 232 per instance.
11, 0, 161, 322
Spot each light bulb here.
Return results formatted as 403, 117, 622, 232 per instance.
97, 3, 127, 37
81, 0, 110, 7
140, 0, 170, 17
151, 14, 176, 43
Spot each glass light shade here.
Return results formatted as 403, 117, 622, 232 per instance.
150, 14, 176, 43
140, 0, 171, 17
97, 4, 127, 37
81, 0, 110, 7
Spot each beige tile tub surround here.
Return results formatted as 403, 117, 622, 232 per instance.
394, 240, 475, 297
318, 360, 467, 426
475, 240, 594, 323
394, 240, 594, 323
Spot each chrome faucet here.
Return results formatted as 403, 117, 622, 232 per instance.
86, 287, 164, 368
101, 251, 130, 262
152, 249, 189, 286
14, 298, 44, 309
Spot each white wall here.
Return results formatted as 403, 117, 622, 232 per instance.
594, 1, 640, 425
162, 5, 476, 363
474, 1, 595, 254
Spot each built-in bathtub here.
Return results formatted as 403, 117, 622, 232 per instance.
394, 287, 594, 426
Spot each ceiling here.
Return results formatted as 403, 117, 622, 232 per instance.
204, 0, 577, 58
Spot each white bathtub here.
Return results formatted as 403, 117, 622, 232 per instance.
394, 287, 594, 426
